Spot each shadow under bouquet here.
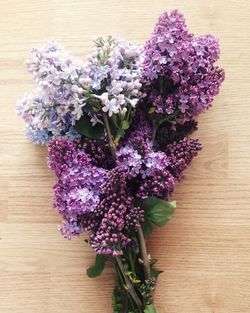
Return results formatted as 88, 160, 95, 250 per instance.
17, 10, 224, 313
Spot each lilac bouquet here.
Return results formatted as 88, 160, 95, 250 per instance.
17, 10, 224, 313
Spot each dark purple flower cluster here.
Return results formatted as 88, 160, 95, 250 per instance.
165, 137, 202, 180
48, 137, 76, 177
90, 168, 144, 255
156, 119, 198, 149
126, 125, 152, 157
142, 10, 225, 123
136, 151, 175, 199
77, 139, 113, 169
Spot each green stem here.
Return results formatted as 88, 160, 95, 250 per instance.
115, 256, 143, 309
114, 265, 130, 313
138, 226, 151, 280
159, 77, 164, 94
103, 112, 117, 160
114, 130, 123, 145
151, 120, 158, 143
127, 293, 136, 312
129, 252, 136, 274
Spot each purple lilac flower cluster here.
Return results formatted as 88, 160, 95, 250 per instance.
78, 139, 113, 169
48, 138, 107, 238
117, 133, 175, 199
48, 130, 201, 254
18, 10, 224, 261
142, 10, 225, 124
48, 138, 144, 255
117, 129, 201, 199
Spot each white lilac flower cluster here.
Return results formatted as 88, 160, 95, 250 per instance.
85, 36, 143, 117
17, 37, 142, 144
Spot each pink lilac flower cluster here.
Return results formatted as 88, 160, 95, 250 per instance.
142, 10, 225, 123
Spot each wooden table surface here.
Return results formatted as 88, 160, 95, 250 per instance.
0, 1, 250, 312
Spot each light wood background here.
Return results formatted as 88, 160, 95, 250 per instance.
0, 1, 249, 312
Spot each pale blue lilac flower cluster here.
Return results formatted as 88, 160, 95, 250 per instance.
26, 40, 87, 120
17, 89, 81, 144
16, 41, 86, 144
142, 10, 225, 123
17, 37, 142, 144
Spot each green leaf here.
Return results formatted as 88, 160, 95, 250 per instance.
150, 258, 163, 279
75, 115, 104, 139
112, 286, 124, 312
142, 216, 153, 237
144, 304, 158, 313
151, 267, 163, 279
137, 197, 176, 228
148, 200, 176, 227
86, 254, 106, 278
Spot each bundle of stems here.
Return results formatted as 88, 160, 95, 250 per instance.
103, 113, 159, 313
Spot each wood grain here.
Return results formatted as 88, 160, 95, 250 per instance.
0, 1, 249, 312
